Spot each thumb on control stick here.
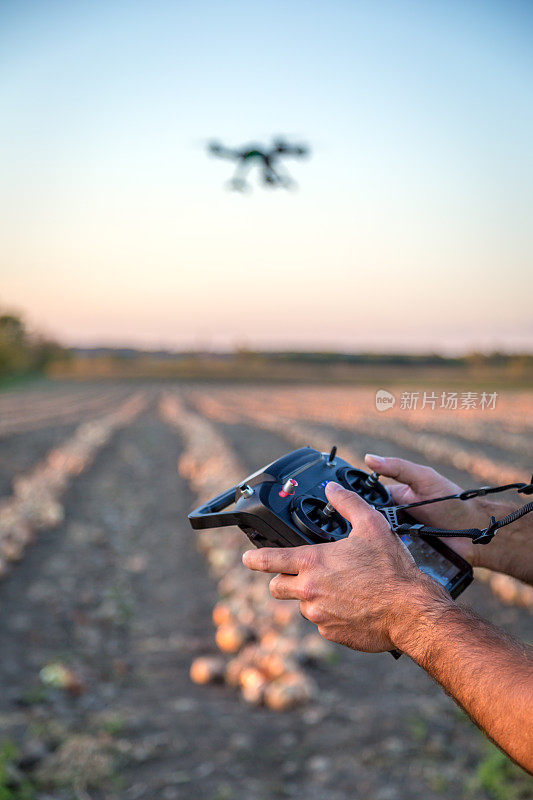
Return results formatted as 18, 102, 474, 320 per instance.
325, 482, 388, 539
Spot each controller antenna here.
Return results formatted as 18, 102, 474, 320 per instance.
327, 446, 337, 466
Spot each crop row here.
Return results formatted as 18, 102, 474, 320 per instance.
0, 385, 135, 437
159, 392, 334, 710
0, 392, 146, 582
191, 387, 528, 486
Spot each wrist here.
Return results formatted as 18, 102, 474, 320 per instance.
470, 500, 518, 570
389, 575, 456, 660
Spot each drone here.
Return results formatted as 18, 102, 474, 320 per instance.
207, 137, 310, 191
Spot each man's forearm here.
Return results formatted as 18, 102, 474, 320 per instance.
391, 578, 533, 773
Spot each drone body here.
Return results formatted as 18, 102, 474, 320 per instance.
208, 137, 309, 191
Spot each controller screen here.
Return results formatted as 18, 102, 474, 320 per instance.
399, 534, 461, 588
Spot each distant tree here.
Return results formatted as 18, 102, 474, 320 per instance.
0, 313, 32, 375
0, 310, 67, 378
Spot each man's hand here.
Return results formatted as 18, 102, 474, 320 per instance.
243, 464, 533, 772
365, 454, 533, 585
243, 482, 448, 652
365, 453, 483, 565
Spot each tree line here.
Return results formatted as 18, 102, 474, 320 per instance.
0, 311, 65, 379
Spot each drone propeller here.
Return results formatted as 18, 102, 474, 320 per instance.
272, 136, 310, 157
206, 140, 244, 160
207, 140, 224, 154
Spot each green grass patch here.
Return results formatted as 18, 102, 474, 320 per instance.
0, 740, 36, 800
467, 743, 533, 800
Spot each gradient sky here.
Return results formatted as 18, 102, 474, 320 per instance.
1, 0, 532, 352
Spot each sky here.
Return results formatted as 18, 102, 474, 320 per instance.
1, 0, 532, 353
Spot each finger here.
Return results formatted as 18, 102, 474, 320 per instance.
388, 482, 412, 504
325, 481, 376, 532
242, 546, 310, 574
299, 601, 323, 625
269, 574, 305, 600
365, 454, 430, 490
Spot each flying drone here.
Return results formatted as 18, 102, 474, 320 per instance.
207, 137, 310, 191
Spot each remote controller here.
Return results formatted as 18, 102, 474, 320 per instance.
188, 446, 473, 600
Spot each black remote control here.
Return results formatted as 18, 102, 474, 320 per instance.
188, 446, 473, 601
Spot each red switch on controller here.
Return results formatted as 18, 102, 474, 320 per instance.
279, 478, 298, 497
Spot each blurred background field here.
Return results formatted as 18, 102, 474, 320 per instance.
0, 308, 532, 389
47, 349, 533, 388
